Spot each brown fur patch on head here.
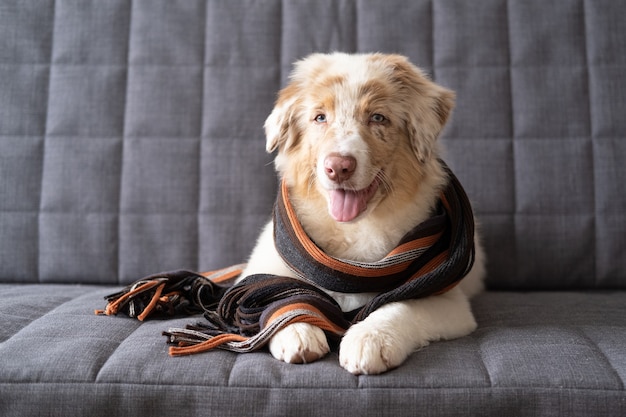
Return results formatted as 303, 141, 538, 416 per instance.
265, 55, 347, 154
366, 54, 455, 162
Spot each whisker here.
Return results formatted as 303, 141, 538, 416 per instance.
307, 170, 316, 195
379, 170, 394, 196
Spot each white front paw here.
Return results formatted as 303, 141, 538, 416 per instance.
269, 322, 330, 364
339, 322, 411, 375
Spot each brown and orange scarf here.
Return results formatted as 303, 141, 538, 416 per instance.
97, 162, 475, 356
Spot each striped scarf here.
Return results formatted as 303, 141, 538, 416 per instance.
97, 162, 475, 356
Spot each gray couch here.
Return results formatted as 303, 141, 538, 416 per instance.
1, 1, 625, 416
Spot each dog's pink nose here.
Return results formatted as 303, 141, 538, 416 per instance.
324, 154, 357, 183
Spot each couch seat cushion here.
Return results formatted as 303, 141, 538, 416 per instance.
1, 284, 625, 416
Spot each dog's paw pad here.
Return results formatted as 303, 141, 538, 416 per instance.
269, 322, 330, 364
339, 324, 408, 375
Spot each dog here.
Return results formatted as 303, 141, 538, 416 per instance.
241, 52, 485, 375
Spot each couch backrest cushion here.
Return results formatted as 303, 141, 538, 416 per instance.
1, 0, 625, 289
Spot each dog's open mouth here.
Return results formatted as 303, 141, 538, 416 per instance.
328, 176, 381, 223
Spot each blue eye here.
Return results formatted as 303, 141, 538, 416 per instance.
370, 114, 386, 123
314, 114, 327, 123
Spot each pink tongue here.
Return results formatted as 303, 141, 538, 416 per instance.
329, 189, 367, 222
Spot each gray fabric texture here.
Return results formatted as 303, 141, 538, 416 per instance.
1, 0, 626, 416
1, 284, 625, 417
0, 0, 624, 289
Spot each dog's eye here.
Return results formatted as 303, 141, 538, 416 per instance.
369, 114, 386, 124
314, 114, 327, 123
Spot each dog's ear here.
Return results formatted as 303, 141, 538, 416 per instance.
264, 84, 301, 154
384, 55, 456, 163
407, 86, 455, 162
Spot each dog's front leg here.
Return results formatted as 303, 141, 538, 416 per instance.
243, 222, 331, 364
339, 287, 477, 375
269, 323, 330, 364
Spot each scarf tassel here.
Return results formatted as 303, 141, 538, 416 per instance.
95, 265, 244, 321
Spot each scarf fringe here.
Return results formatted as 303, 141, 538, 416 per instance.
95, 265, 244, 321
164, 310, 343, 355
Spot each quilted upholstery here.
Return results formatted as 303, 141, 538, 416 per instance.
1, 1, 625, 416
1, 0, 625, 289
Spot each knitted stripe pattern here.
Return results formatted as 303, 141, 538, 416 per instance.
97, 162, 475, 355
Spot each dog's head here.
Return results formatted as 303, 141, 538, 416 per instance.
265, 53, 455, 223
